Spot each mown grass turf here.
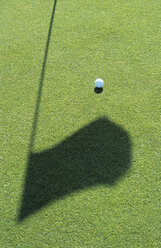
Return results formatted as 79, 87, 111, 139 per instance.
0, 0, 161, 247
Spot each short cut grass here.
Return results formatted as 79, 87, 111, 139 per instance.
0, 0, 161, 247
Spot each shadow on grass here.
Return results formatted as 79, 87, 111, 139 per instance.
17, 0, 59, 222
94, 87, 103, 94
17, 0, 132, 222
29, 0, 57, 154
18, 117, 132, 222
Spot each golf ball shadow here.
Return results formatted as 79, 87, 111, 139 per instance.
94, 87, 103, 94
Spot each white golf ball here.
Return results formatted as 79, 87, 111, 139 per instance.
95, 78, 104, 88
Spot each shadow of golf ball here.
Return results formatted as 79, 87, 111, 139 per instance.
94, 87, 103, 94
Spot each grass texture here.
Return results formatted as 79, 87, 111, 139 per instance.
0, 0, 161, 247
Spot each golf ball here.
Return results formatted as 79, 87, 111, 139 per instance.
95, 78, 104, 88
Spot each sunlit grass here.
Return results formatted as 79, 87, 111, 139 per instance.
0, 0, 160, 247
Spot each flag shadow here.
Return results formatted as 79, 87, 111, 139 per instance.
18, 117, 132, 222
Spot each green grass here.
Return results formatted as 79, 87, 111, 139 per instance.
0, 0, 161, 247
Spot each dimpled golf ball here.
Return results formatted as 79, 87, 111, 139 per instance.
95, 78, 104, 88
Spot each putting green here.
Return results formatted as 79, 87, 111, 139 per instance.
0, 0, 160, 247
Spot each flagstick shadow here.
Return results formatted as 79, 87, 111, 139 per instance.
17, 0, 58, 222
29, 0, 57, 154
17, 0, 132, 222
